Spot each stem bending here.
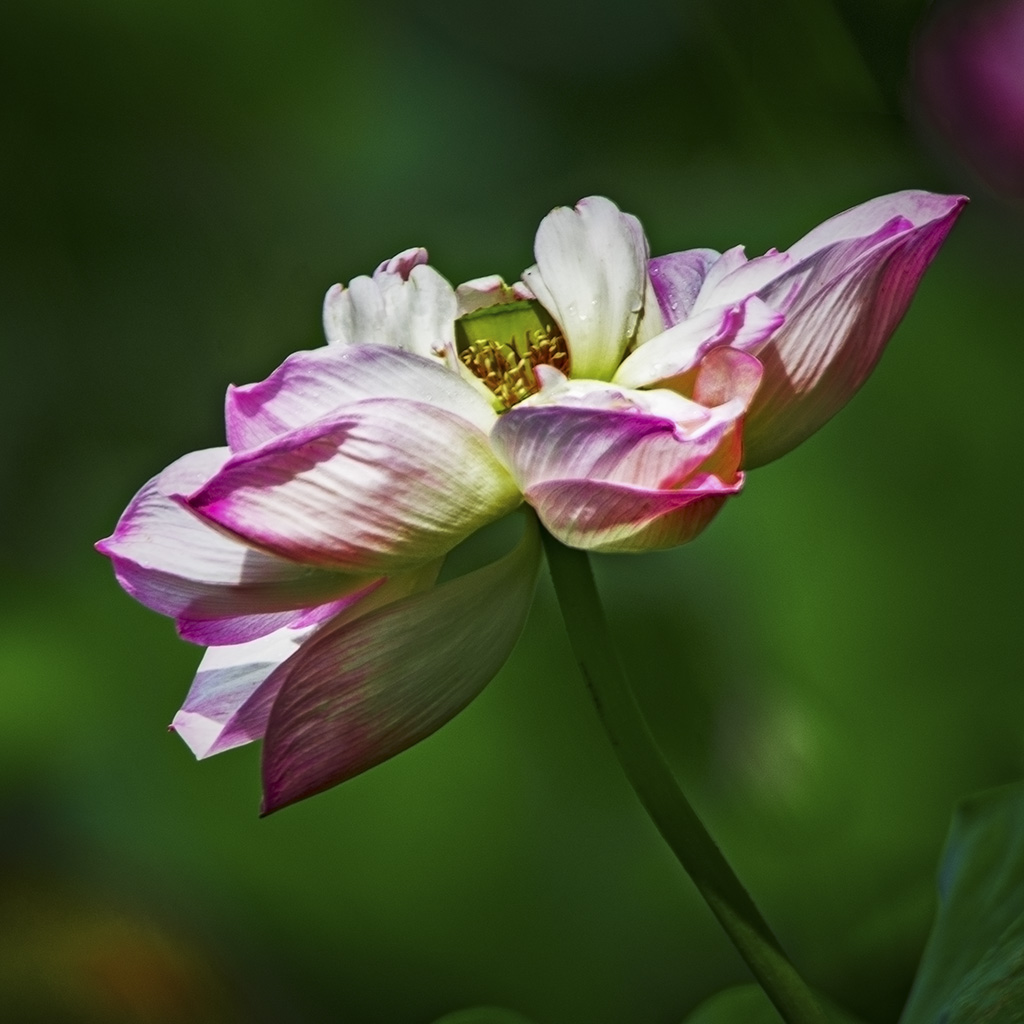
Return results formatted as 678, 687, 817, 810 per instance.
541, 529, 828, 1024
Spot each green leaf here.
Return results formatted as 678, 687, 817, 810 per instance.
681, 985, 785, 1024
430, 1009, 538, 1024
901, 780, 1024, 1024
680, 985, 866, 1024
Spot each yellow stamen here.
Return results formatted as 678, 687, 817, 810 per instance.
455, 300, 570, 409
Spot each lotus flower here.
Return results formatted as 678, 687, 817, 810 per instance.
97, 190, 962, 812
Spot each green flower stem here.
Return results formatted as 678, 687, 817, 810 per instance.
541, 529, 829, 1024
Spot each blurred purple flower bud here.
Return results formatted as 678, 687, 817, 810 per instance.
912, 0, 1024, 202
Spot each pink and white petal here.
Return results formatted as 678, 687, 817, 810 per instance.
322, 259, 457, 361
742, 193, 967, 466
612, 297, 782, 390
225, 344, 498, 451
783, 191, 966, 262
527, 476, 740, 553
259, 515, 541, 813
492, 398, 742, 501
171, 561, 442, 760
522, 197, 648, 381
188, 399, 522, 573
648, 248, 721, 326
455, 275, 535, 316
756, 216, 918, 320
96, 448, 369, 638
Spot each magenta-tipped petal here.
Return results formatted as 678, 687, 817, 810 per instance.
188, 398, 521, 574
742, 191, 967, 465
96, 448, 373, 643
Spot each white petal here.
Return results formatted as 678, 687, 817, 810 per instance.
522, 196, 648, 381
323, 254, 458, 362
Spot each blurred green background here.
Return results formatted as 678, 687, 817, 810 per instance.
2, 0, 1022, 1021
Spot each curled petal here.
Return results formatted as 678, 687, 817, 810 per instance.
612, 296, 782, 390
96, 448, 371, 644
225, 344, 498, 451
455, 275, 534, 316
187, 399, 522, 573
691, 247, 796, 315
743, 191, 967, 466
492, 388, 745, 552
260, 514, 542, 813
522, 196, 648, 381
373, 247, 429, 278
322, 253, 457, 362
170, 562, 441, 760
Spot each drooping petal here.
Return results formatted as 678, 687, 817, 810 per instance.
522, 196, 648, 381
491, 383, 746, 552
322, 252, 458, 362
225, 344, 498, 451
742, 191, 967, 466
612, 296, 782, 391
170, 562, 441, 759
96, 448, 373, 643
259, 514, 542, 813
187, 399, 522, 573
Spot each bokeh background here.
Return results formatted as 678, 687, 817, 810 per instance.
2, 0, 1022, 1021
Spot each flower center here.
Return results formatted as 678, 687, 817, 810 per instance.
455, 300, 570, 409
